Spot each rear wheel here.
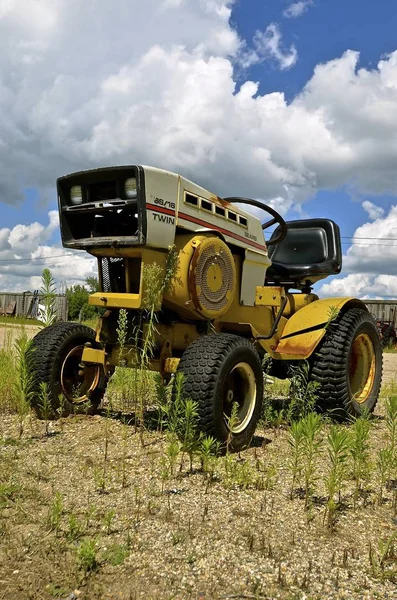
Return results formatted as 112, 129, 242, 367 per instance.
175, 334, 263, 452
29, 322, 107, 419
310, 308, 382, 417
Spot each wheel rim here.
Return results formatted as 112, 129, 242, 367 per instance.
60, 345, 101, 404
348, 333, 376, 404
223, 362, 257, 434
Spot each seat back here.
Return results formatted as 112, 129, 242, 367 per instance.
265, 218, 342, 288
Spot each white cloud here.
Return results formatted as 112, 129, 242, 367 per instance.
318, 273, 397, 299
342, 205, 397, 275
1, 2, 397, 209
318, 273, 372, 297
4, 2, 397, 291
251, 23, 298, 71
0, 211, 95, 291
362, 200, 384, 220
317, 204, 397, 299
283, 1, 313, 19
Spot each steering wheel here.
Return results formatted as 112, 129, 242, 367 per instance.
223, 197, 288, 246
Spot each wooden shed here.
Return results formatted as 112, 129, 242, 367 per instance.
362, 300, 397, 324
0, 292, 68, 321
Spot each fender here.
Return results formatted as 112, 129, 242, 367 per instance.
272, 297, 368, 360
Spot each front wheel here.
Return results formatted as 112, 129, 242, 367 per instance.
310, 308, 382, 417
29, 322, 108, 419
175, 334, 264, 452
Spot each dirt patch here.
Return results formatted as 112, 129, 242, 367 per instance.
0, 368, 396, 600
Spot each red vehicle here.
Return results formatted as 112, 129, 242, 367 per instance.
376, 308, 397, 349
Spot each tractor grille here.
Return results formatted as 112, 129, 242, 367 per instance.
101, 257, 126, 293
57, 166, 146, 249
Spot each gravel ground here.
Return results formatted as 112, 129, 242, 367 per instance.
381, 353, 397, 385
1, 375, 396, 599
0, 326, 396, 600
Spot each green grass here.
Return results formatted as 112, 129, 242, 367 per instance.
105, 367, 159, 413
0, 346, 18, 412
379, 380, 397, 397
267, 377, 290, 397
0, 315, 41, 326
0, 316, 99, 329
81, 318, 100, 330
382, 345, 397, 353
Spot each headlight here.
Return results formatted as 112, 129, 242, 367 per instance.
125, 178, 137, 199
70, 185, 83, 205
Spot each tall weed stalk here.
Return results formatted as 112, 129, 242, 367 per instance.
350, 416, 372, 506
288, 419, 304, 498
14, 332, 35, 437
287, 362, 319, 422
324, 426, 350, 529
38, 268, 57, 327
301, 413, 323, 509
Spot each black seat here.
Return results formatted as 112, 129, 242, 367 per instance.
265, 218, 342, 289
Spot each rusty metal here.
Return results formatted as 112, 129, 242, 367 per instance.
210, 194, 233, 208
274, 329, 326, 360
60, 345, 101, 404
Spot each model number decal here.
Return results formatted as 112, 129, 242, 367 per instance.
154, 197, 176, 210
153, 212, 175, 225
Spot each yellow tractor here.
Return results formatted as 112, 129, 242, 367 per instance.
30, 165, 382, 451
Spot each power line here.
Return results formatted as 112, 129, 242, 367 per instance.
2, 234, 397, 264
342, 236, 397, 241
341, 242, 397, 247
0, 254, 91, 263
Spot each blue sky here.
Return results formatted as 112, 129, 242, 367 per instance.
234, 1, 397, 98
1, 0, 397, 297
232, 0, 397, 239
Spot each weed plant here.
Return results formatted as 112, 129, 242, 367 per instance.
47, 491, 63, 533
369, 531, 397, 582
377, 447, 393, 504
324, 425, 350, 529
166, 372, 201, 471
301, 412, 323, 508
200, 435, 220, 490
102, 543, 129, 566
225, 401, 240, 454
38, 268, 57, 328
67, 512, 84, 541
77, 538, 98, 572
288, 419, 304, 498
13, 331, 35, 438
110, 248, 179, 442
38, 382, 52, 435
287, 361, 319, 422
384, 395, 397, 507
385, 395, 397, 459
350, 416, 372, 506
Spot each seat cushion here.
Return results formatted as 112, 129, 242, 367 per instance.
265, 218, 342, 286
